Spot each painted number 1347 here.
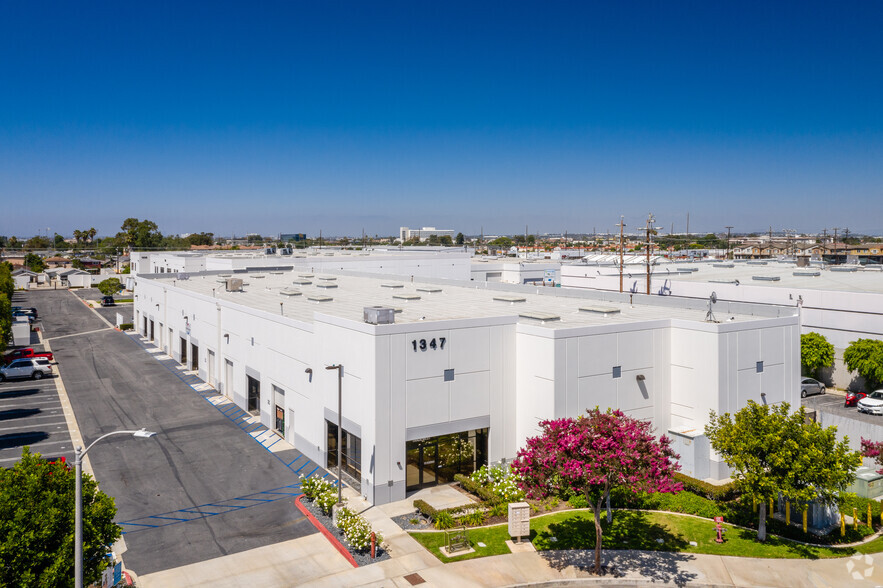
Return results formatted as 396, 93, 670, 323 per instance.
412, 337, 446, 352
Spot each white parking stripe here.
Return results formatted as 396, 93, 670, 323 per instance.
0, 420, 68, 432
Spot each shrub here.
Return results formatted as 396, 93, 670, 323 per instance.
433, 511, 455, 530
801, 332, 835, 378
315, 488, 337, 516
119, 323, 133, 331
844, 339, 883, 391
462, 464, 525, 503
672, 472, 740, 502
414, 499, 438, 519
457, 510, 487, 527
489, 502, 508, 517
301, 475, 334, 500
338, 511, 383, 551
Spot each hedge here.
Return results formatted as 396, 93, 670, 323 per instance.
453, 473, 501, 504
118, 323, 133, 331
672, 472, 740, 502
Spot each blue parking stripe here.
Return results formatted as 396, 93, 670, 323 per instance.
304, 466, 320, 478
286, 455, 303, 467
294, 460, 312, 473
148, 515, 193, 522
265, 438, 281, 450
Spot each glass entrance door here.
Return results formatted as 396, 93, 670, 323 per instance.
405, 440, 438, 491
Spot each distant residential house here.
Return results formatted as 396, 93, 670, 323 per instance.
12, 268, 40, 289
44, 256, 72, 268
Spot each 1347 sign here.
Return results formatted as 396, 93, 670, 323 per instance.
412, 337, 446, 352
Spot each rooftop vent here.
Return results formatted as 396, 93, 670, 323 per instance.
280, 288, 302, 296
270, 271, 284, 275
316, 283, 338, 289
364, 306, 395, 325
747, 261, 768, 266
710, 279, 740, 284
830, 266, 858, 273
318, 276, 337, 281
225, 278, 243, 292
416, 287, 442, 293
793, 270, 821, 277
752, 276, 780, 281
306, 295, 332, 303
177, 273, 190, 280
579, 306, 620, 317
519, 311, 560, 322
393, 294, 421, 301
299, 274, 314, 278
381, 283, 404, 289
250, 274, 266, 279
493, 295, 526, 303
291, 279, 312, 285
712, 263, 734, 268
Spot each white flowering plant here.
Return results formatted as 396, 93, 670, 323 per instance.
301, 475, 335, 500
469, 464, 525, 502
338, 509, 383, 551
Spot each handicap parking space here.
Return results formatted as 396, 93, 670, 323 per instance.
0, 377, 75, 466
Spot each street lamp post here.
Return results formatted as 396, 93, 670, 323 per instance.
326, 364, 343, 506
75, 428, 157, 588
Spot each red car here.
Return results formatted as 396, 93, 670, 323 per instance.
846, 391, 868, 407
2, 348, 54, 365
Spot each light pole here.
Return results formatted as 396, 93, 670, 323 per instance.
75, 428, 157, 588
326, 364, 344, 506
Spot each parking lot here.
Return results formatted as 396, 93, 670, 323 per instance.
802, 392, 883, 425
70, 287, 133, 325
0, 376, 75, 466
16, 289, 319, 576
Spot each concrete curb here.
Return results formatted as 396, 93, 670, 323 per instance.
294, 495, 358, 568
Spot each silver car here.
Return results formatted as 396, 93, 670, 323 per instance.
0, 358, 53, 381
800, 377, 826, 398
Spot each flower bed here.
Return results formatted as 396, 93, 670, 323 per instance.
299, 475, 390, 566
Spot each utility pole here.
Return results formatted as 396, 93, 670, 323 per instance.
617, 216, 626, 293
832, 227, 840, 265
686, 213, 690, 236
645, 213, 655, 295
822, 228, 828, 260
725, 226, 733, 260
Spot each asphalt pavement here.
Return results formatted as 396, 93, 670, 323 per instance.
18, 289, 319, 576
802, 391, 883, 425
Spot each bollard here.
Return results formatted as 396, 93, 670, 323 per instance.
371, 532, 376, 559
854, 508, 859, 531
802, 508, 807, 533
841, 513, 846, 537
785, 501, 790, 525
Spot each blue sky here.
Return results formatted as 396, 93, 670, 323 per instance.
1, 1, 881, 238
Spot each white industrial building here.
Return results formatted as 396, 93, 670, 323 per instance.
561, 261, 883, 388
131, 248, 472, 281
399, 227, 455, 242
132, 268, 800, 506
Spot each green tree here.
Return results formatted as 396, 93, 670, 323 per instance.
438, 235, 453, 246
843, 339, 883, 391
186, 232, 214, 246
455, 232, 465, 245
97, 277, 123, 297
490, 237, 512, 248
800, 332, 835, 378
706, 401, 860, 542
24, 253, 46, 273
24, 236, 51, 249
53, 233, 67, 249
0, 448, 122, 587
118, 218, 163, 249
0, 292, 11, 353
0, 261, 13, 300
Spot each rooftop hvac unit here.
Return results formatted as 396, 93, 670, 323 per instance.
225, 278, 243, 292
363, 306, 395, 325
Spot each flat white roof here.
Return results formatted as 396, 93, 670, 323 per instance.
145, 271, 775, 329
616, 261, 883, 295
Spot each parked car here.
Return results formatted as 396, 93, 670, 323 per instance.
2, 348, 54, 365
846, 391, 868, 407
800, 377, 826, 398
12, 311, 36, 324
0, 358, 53, 381
100, 296, 115, 306
857, 390, 883, 415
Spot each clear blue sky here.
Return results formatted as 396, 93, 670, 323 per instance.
1, 1, 881, 238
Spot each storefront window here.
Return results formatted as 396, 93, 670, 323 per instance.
406, 428, 488, 492
327, 421, 361, 491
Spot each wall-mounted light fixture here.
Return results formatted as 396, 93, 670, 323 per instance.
304, 367, 312, 382
760, 392, 768, 406
636, 374, 646, 381
155, 304, 159, 309
223, 334, 229, 343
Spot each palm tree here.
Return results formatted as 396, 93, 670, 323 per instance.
87, 227, 97, 243
73, 230, 82, 244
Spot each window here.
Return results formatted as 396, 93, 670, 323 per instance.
327, 421, 361, 491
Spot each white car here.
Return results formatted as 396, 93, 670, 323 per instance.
0, 358, 53, 381
857, 390, 883, 416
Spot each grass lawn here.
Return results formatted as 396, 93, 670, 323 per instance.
410, 510, 877, 562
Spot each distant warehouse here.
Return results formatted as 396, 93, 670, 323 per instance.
133, 269, 800, 506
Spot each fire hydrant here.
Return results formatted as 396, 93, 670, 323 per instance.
714, 516, 726, 543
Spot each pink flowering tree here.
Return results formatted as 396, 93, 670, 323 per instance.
862, 438, 883, 473
510, 408, 681, 574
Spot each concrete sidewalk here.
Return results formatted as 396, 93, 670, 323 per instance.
138, 481, 881, 588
